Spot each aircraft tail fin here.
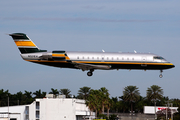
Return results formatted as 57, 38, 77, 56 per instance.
9, 33, 47, 54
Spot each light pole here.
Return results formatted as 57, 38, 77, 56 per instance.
155, 101, 157, 120
171, 103, 173, 120
166, 104, 167, 120
8, 96, 9, 120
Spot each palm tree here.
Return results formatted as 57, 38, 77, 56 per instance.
0, 89, 10, 106
123, 86, 140, 113
134, 96, 146, 113
119, 96, 130, 113
33, 89, 46, 98
146, 85, 163, 119
146, 85, 163, 102
86, 93, 97, 116
78, 86, 91, 100
24, 91, 32, 98
86, 88, 111, 118
42, 92, 47, 98
106, 98, 113, 119
24, 90, 33, 104
15, 91, 25, 105
86, 89, 101, 118
49, 88, 59, 97
99, 87, 109, 114
59, 89, 71, 98
111, 97, 119, 113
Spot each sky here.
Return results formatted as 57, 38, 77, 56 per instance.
0, 0, 180, 99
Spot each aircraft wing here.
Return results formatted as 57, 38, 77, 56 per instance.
72, 62, 111, 71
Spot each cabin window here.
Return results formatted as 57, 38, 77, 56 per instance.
87, 57, 89, 59
117, 58, 119, 60
122, 58, 124, 60
77, 57, 79, 59
82, 57, 84, 59
127, 58, 129, 60
92, 57, 94, 59
132, 58, 134, 60
112, 57, 113, 60
107, 57, 109, 60
97, 57, 99, 60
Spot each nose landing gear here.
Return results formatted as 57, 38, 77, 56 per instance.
87, 69, 94, 76
159, 70, 163, 78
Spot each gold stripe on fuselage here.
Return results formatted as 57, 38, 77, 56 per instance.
25, 59, 173, 66
15, 41, 36, 47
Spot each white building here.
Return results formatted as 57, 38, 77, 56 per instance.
0, 96, 95, 120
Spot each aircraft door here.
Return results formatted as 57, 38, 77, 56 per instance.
141, 57, 147, 67
101, 56, 105, 62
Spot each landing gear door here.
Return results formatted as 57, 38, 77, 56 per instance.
141, 57, 147, 67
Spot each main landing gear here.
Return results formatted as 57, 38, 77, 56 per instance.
87, 69, 94, 76
159, 70, 163, 78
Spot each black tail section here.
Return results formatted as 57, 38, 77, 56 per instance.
9, 33, 47, 53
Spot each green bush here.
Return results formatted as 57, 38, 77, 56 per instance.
109, 114, 118, 120
98, 114, 107, 119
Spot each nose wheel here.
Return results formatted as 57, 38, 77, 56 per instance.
159, 70, 163, 78
87, 69, 94, 76
87, 71, 93, 76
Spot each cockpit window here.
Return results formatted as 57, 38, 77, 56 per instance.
154, 56, 165, 60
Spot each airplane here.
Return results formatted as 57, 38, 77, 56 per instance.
9, 33, 175, 77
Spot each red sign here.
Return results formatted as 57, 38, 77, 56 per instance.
158, 107, 167, 111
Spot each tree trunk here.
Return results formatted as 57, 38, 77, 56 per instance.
95, 109, 97, 118
102, 105, 104, 114
131, 102, 133, 113
107, 108, 110, 119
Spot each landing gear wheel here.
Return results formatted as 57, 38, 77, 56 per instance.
159, 70, 163, 78
87, 72, 93, 76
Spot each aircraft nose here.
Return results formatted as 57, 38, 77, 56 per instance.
170, 63, 175, 68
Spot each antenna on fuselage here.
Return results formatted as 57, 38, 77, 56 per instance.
102, 49, 105, 52
134, 50, 137, 53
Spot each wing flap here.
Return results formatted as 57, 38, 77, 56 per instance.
73, 62, 111, 71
